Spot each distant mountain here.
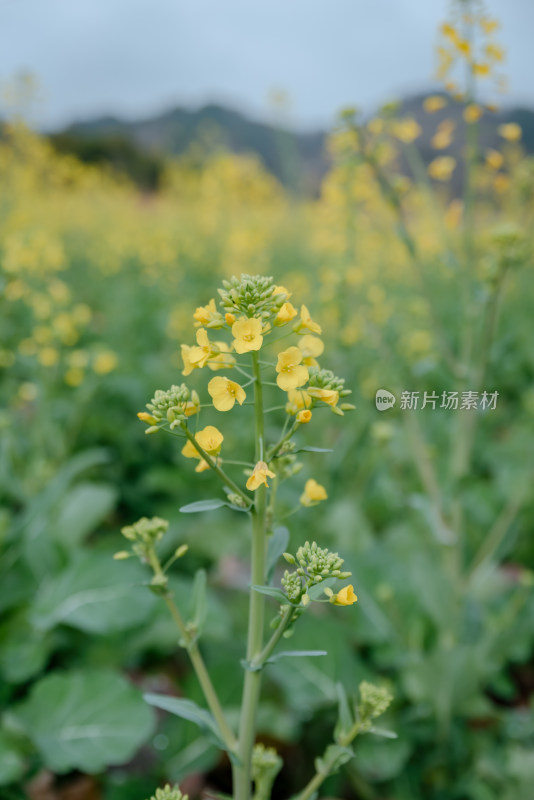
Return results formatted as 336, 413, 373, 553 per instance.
51, 104, 327, 192
49, 96, 534, 193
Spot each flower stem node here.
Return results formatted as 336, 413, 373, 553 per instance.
150, 573, 170, 596
228, 492, 250, 509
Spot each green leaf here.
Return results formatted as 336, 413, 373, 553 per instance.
13, 669, 155, 773
316, 743, 354, 775
0, 732, 25, 786
250, 585, 288, 603
0, 612, 53, 684
144, 693, 226, 751
293, 446, 333, 454
336, 682, 354, 736
179, 499, 227, 513
266, 526, 290, 583
55, 482, 117, 547
369, 725, 398, 739
190, 569, 207, 632
31, 550, 157, 634
266, 650, 327, 663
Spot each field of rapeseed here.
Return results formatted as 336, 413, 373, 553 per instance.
1, 6, 534, 800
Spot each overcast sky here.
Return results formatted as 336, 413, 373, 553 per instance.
1, 0, 533, 131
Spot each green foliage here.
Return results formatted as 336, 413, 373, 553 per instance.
12, 669, 155, 772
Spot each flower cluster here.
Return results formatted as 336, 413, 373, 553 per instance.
136, 274, 353, 492
306, 366, 354, 416
436, 5, 505, 104
139, 384, 199, 433
282, 541, 354, 605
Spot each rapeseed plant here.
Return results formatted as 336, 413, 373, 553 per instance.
122, 274, 392, 800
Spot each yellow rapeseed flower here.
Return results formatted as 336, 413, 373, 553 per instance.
394, 118, 422, 143
208, 376, 246, 411
93, 351, 118, 374
299, 334, 324, 367
181, 328, 212, 375
286, 389, 312, 414
432, 120, 455, 149
193, 298, 219, 327
273, 284, 292, 299
38, 347, 59, 367
498, 123, 521, 142
333, 585, 358, 606
232, 317, 263, 353
64, 367, 84, 387
275, 301, 298, 326
480, 17, 499, 34
485, 43, 504, 62
456, 39, 471, 57
295, 305, 322, 335
276, 346, 309, 391
307, 386, 340, 408
441, 23, 458, 42
428, 156, 456, 181
463, 104, 483, 123
300, 478, 327, 506
207, 341, 236, 371
367, 117, 384, 135
486, 149, 504, 170
423, 95, 446, 113
225, 312, 236, 326
473, 62, 490, 77
297, 409, 312, 423
246, 461, 276, 491
182, 426, 224, 471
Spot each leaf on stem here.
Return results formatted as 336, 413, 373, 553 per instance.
266, 650, 327, 664
190, 569, 207, 633
143, 693, 228, 752
179, 499, 228, 513
293, 446, 333, 454
266, 526, 290, 583
250, 585, 289, 603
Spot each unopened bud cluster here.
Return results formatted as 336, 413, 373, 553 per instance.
121, 516, 169, 559
252, 742, 283, 775
282, 541, 351, 603
146, 785, 188, 800
218, 274, 287, 320
252, 742, 283, 797
307, 367, 350, 396
275, 452, 302, 480
357, 681, 393, 729
143, 384, 196, 431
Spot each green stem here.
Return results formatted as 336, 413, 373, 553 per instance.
181, 424, 251, 507
235, 351, 268, 800
251, 605, 294, 669
148, 552, 237, 754
266, 419, 299, 461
